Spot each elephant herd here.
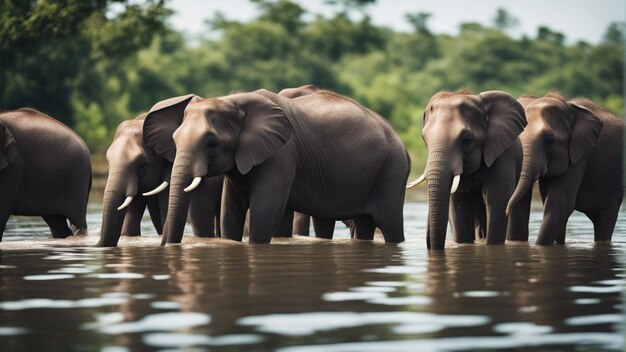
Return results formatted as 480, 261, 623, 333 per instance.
0, 85, 622, 250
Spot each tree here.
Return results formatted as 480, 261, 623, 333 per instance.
492, 8, 519, 32
406, 12, 432, 34
0, 0, 171, 125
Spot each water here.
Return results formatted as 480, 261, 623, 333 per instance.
0, 203, 624, 351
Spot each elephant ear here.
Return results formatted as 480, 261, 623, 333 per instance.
0, 122, 17, 172
567, 102, 603, 164
479, 90, 527, 167
143, 94, 201, 162
229, 92, 293, 175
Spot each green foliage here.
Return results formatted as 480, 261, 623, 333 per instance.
1, 0, 622, 173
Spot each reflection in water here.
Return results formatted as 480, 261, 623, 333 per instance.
0, 203, 624, 351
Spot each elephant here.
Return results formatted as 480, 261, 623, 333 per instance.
277, 84, 352, 238
96, 113, 223, 247
0, 108, 91, 240
407, 90, 527, 249
506, 93, 623, 244
143, 89, 410, 245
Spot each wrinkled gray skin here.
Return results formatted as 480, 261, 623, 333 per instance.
96, 113, 223, 247
278, 84, 351, 238
409, 91, 527, 250
0, 108, 91, 240
506, 94, 623, 244
145, 89, 409, 245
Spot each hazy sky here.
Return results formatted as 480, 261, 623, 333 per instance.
169, 0, 624, 43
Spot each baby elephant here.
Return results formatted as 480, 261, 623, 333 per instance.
506, 93, 623, 244
0, 108, 91, 240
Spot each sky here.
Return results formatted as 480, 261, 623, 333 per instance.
169, 0, 625, 43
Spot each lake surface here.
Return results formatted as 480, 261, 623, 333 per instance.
0, 203, 624, 351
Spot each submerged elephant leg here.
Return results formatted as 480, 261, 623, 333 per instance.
43, 215, 73, 238
449, 192, 477, 243
590, 207, 620, 242
482, 149, 518, 245
221, 178, 249, 241
188, 182, 217, 237
352, 215, 376, 240
506, 186, 532, 242
146, 196, 163, 235
536, 184, 575, 245
274, 210, 294, 237
292, 212, 311, 236
0, 212, 10, 242
313, 217, 335, 239
121, 196, 147, 237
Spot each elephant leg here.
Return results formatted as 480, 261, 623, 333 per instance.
506, 185, 532, 242
146, 196, 163, 235
536, 180, 577, 245
555, 227, 567, 244
121, 196, 146, 237
292, 212, 311, 236
42, 215, 72, 238
352, 215, 376, 240
474, 194, 486, 239
0, 211, 11, 242
274, 210, 293, 237
221, 178, 249, 241
449, 192, 477, 243
590, 206, 620, 242
248, 180, 293, 244
157, 189, 170, 230
313, 217, 335, 239
482, 153, 518, 245
188, 182, 218, 237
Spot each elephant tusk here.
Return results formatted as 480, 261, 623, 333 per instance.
117, 196, 134, 210
142, 181, 169, 196
450, 174, 461, 194
184, 177, 202, 193
406, 174, 426, 188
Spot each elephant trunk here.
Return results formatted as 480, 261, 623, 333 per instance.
425, 150, 454, 250
161, 151, 196, 245
506, 140, 542, 215
97, 165, 137, 247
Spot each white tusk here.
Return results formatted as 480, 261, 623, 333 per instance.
142, 181, 169, 196
117, 196, 134, 210
406, 174, 426, 188
184, 177, 202, 193
450, 174, 461, 194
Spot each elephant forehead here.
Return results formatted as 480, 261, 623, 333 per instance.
187, 98, 233, 116
107, 134, 144, 162
433, 96, 481, 115
526, 99, 571, 128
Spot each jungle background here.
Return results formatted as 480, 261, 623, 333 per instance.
1, 0, 623, 177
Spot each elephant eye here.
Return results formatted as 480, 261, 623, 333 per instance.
545, 133, 555, 146
138, 159, 148, 169
207, 138, 218, 147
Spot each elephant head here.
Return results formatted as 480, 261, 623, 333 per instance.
97, 113, 168, 247
506, 93, 602, 214
143, 91, 293, 244
409, 90, 526, 249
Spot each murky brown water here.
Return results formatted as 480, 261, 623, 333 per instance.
0, 203, 624, 351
